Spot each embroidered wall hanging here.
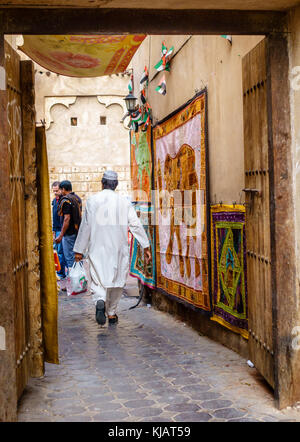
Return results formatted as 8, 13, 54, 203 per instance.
130, 204, 156, 289
130, 125, 153, 203
153, 91, 210, 311
210, 205, 248, 339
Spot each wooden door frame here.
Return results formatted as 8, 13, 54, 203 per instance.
266, 33, 297, 410
0, 34, 18, 423
0, 8, 297, 419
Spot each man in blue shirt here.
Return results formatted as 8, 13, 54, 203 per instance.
55, 180, 82, 271
52, 181, 67, 282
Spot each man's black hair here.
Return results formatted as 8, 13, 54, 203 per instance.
102, 177, 118, 191
52, 181, 60, 188
59, 180, 72, 191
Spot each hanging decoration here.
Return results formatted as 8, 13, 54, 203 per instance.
210, 204, 248, 338
141, 102, 152, 131
155, 74, 167, 95
221, 35, 232, 45
129, 126, 155, 287
154, 41, 174, 72
128, 66, 152, 132
140, 66, 149, 105
128, 73, 134, 93
140, 66, 149, 93
130, 106, 143, 132
153, 91, 210, 312
19, 34, 146, 77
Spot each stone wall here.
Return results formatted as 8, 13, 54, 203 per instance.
34, 68, 132, 205
49, 164, 131, 204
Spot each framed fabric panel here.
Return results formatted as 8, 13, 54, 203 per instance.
129, 203, 156, 289
210, 205, 248, 339
153, 91, 210, 311
130, 125, 152, 203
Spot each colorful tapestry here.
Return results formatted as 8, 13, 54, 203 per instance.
210, 205, 248, 339
19, 35, 146, 77
129, 204, 156, 289
153, 92, 210, 311
130, 125, 152, 203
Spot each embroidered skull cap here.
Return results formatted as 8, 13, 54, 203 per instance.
103, 170, 118, 181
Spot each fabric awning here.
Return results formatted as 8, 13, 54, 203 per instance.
19, 34, 146, 77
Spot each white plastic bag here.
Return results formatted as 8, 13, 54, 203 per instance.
67, 261, 88, 296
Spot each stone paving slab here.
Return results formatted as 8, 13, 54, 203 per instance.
17, 290, 300, 422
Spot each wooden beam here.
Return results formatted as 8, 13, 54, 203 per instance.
0, 33, 18, 422
0, 8, 287, 35
21, 60, 44, 379
266, 33, 298, 409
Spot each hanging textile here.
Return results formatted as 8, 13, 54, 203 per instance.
210, 204, 248, 339
36, 126, 59, 364
129, 204, 156, 289
129, 123, 155, 287
153, 91, 210, 311
130, 125, 153, 203
19, 34, 146, 77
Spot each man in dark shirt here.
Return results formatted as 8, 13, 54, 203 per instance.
52, 181, 67, 280
55, 180, 82, 271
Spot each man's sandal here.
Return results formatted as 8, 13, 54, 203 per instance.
108, 314, 118, 325
95, 300, 106, 325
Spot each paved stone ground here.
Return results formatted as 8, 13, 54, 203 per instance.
18, 287, 300, 422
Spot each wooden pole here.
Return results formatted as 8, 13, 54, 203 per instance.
0, 33, 18, 422
266, 32, 299, 409
21, 60, 44, 379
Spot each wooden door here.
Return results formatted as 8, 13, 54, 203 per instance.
5, 42, 31, 398
242, 38, 274, 389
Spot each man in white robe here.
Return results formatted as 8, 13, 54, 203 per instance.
73, 170, 151, 325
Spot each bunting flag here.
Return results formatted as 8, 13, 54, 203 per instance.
140, 66, 149, 105
130, 106, 143, 132
128, 73, 133, 93
131, 108, 143, 123
155, 75, 167, 95
154, 41, 174, 72
142, 103, 152, 131
221, 35, 232, 44
19, 34, 146, 77
141, 88, 147, 105
140, 66, 149, 91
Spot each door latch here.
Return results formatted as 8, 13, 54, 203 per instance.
242, 188, 262, 197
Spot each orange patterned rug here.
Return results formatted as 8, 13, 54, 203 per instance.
153, 91, 210, 311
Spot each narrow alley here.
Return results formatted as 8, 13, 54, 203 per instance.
17, 285, 300, 423
1, 4, 300, 423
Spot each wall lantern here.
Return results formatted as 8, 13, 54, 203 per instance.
124, 92, 137, 113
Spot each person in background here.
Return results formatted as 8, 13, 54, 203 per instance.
73, 170, 151, 326
55, 180, 82, 272
52, 181, 67, 284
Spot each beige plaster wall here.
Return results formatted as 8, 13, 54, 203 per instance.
289, 6, 300, 301
34, 70, 131, 204
34, 68, 131, 122
5, 35, 132, 204
47, 95, 131, 201
131, 34, 263, 204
